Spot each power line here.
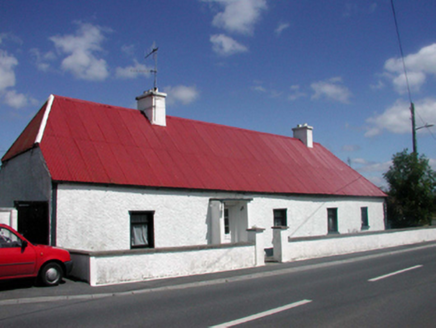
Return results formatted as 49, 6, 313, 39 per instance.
390, 0, 435, 150
390, 0, 412, 104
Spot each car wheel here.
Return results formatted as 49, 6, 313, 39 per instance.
40, 262, 63, 286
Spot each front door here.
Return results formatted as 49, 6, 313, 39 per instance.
15, 201, 49, 245
209, 199, 250, 245
223, 202, 248, 243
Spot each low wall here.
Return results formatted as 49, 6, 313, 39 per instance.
70, 242, 257, 286
273, 226, 436, 262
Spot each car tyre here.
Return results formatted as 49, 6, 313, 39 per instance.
39, 262, 63, 286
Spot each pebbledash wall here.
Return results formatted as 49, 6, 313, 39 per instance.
0, 148, 386, 251
55, 183, 386, 251
69, 242, 260, 286
273, 226, 436, 263
0, 208, 17, 227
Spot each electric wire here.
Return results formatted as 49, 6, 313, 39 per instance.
390, 0, 413, 104
390, 0, 435, 141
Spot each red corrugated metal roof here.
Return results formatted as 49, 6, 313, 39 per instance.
2, 100, 49, 161
2, 95, 386, 197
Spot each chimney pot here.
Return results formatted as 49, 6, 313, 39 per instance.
292, 124, 313, 148
136, 89, 167, 126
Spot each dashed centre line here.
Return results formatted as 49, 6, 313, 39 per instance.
368, 265, 423, 282
210, 299, 312, 328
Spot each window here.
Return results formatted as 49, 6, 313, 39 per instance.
361, 207, 369, 230
327, 208, 338, 233
130, 211, 154, 249
273, 209, 287, 227
224, 209, 230, 235
0, 227, 22, 248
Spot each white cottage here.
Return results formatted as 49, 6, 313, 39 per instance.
0, 90, 386, 258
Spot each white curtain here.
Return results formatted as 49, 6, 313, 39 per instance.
132, 224, 148, 246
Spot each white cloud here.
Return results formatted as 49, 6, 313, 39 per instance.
348, 157, 391, 188
365, 98, 436, 137
207, 0, 267, 35
311, 77, 352, 103
370, 79, 385, 90
288, 85, 306, 101
367, 176, 387, 189
343, 3, 378, 17
164, 85, 200, 106
384, 43, 436, 94
50, 22, 110, 81
0, 50, 38, 109
275, 22, 290, 36
355, 159, 391, 174
115, 60, 151, 79
351, 158, 391, 181
121, 44, 136, 57
210, 34, 248, 56
0, 32, 23, 46
3, 90, 38, 109
252, 85, 266, 93
0, 50, 17, 91
30, 48, 56, 72
342, 145, 361, 152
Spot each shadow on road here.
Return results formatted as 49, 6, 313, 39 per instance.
0, 278, 67, 292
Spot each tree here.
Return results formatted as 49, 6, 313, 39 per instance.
383, 149, 436, 228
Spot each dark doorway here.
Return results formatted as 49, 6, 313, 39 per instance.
15, 201, 49, 245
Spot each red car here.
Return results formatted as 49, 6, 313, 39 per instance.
0, 223, 73, 286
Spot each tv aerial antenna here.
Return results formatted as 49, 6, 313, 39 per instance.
145, 43, 159, 90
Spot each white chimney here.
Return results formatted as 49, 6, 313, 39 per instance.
292, 123, 313, 148
136, 88, 167, 126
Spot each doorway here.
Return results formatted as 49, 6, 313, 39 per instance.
15, 201, 49, 245
223, 201, 248, 243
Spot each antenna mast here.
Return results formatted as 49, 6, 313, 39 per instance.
145, 45, 159, 90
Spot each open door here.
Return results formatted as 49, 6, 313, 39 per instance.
209, 199, 251, 244
15, 201, 49, 245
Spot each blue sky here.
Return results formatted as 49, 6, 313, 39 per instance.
1, 0, 435, 188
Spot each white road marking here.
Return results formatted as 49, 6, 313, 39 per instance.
209, 299, 312, 328
368, 265, 423, 282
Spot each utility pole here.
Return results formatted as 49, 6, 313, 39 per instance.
410, 102, 417, 155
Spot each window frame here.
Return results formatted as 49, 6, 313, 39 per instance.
0, 227, 23, 248
273, 209, 287, 227
327, 208, 338, 234
361, 207, 369, 230
130, 211, 155, 249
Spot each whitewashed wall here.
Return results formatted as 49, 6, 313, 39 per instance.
56, 183, 385, 251
0, 208, 17, 228
70, 244, 256, 286
248, 195, 385, 248
274, 226, 436, 262
56, 185, 211, 250
0, 148, 52, 207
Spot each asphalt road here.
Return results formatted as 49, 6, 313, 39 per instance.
1, 243, 436, 327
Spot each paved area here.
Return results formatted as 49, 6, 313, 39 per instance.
2, 241, 436, 305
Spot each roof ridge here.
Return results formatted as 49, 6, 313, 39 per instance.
52, 94, 138, 113
166, 115, 315, 144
